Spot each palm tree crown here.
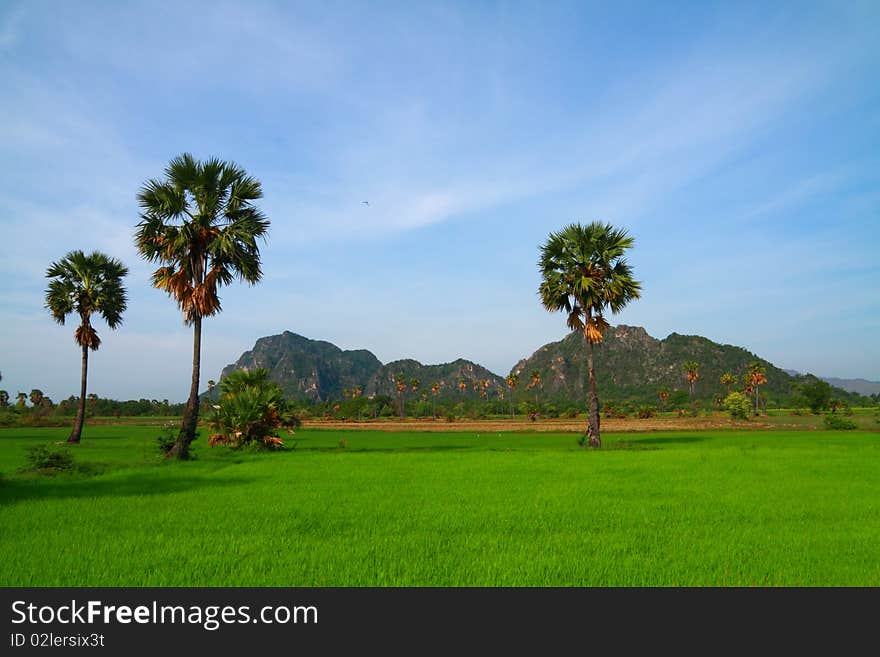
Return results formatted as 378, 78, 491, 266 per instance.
134, 153, 268, 324
539, 222, 641, 344
45, 250, 128, 349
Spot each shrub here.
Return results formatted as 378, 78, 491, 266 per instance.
206, 369, 299, 450
22, 444, 74, 473
823, 415, 857, 430
724, 392, 751, 420
637, 406, 657, 419
157, 422, 200, 456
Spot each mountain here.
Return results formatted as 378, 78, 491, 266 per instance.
219, 331, 502, 402
219, 331, 382, 401
219, 326, 866, 406
510, 325, 797, 403
814, 377, 880, 397
365, 359, 505, 400
784, 371, 879, 396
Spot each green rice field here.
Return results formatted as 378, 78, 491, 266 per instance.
1, 425, 878, 586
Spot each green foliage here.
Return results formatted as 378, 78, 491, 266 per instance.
21, 444, 74, 473
724, 392, 752, 420
155, 422, 197, 456
823, 415, 857, 430
208, 368, 299, 450
637, 405, 657, 419
797, 378, 833, 414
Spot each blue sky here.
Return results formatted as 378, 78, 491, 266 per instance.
1, 0, 878, 402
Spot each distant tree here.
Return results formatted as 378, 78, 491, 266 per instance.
135, 153, 269, 459
745, 362, 768, 416
527, 370, 542, 411
394, 373, 407, 418
0, 390, 8, 408
505, 374, 519, 418
657, 387, 669, 410
16, 392, 28, 409
682, 361, 700, 401
29, 389, 44, 408
538, 222, 641, 447
430, 382, 440, 419
45, 250, 128, 444
798, 378, 832, 414
720, 372, 737, 395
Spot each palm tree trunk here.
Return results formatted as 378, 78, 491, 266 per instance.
171, 316, 202, 459
68, 344, 88, 444
585, 338, 600, 448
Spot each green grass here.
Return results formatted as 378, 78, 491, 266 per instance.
1, 425, 878, 586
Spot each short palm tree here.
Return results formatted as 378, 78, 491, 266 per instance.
45, 250, 128, 443
720, 372, 737, 394
539, 222, 641, 447
135, 153, 269, 459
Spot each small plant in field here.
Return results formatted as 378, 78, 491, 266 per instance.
823, 415, 857, 430
637, 405, 657, 419
724, 392, 751, 420
206, 369, 299, 450
338, 439, 348, 449
157, 422, 183, 455
21, 444, 74, 474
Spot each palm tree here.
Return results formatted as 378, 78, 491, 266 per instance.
135, 153, 269, 459
682, 361, 700, 401
720, 372, 737, 394
745, 362, 768, 416
430, 382, 440, 419
394, 373, 407, 418
45, 250, 128, 443
538, 222, 641, 447
505, 374, 519, 419
657, 387, 669, 411
527, 370, 542, 412
29, 389, 44, 408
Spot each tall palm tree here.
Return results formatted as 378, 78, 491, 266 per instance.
745, 362, 768, 416
539, 222, 641, 447
45, 250, 128, 444
527, 370, 542, 412
505, 373, 519, 419
135, 153, 269, 459
682, 361, 700, 400
394, 373, 407, 419
430, 382, 440, 419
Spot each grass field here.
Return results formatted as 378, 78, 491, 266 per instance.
1, 424, 878, 586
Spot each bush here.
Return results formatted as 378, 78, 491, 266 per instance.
156, 422, 201, 456
637, 406, 657, 419
823, 415, 857, 430
21, 444, 74, 473
207, 369, 299, 450
724, 392, 751, 420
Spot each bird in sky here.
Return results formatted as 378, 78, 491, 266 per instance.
362, 201, 369, 206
